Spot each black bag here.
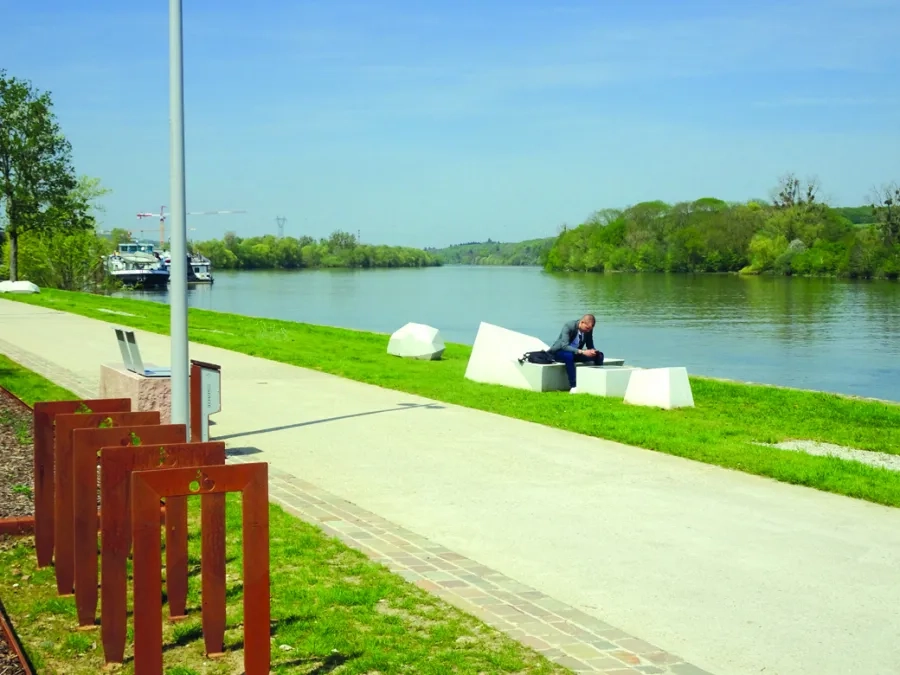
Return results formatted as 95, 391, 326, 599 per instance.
517, 350, 556, 365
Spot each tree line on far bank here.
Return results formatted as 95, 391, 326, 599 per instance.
543, 176, 900, 279
189, 230, 439, 270
426, 237, 554, 266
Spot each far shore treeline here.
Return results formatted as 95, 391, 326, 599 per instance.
430, 176, 900, 279
188, 230, 439, 270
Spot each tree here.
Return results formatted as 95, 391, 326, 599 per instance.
108, 228, 132, 247
10, 175, 112, 290
0, 70, 88, 281
772, 172, 821, 210
870, 182, 900, 247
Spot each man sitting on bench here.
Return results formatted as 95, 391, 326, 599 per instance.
549, 314, 604, 393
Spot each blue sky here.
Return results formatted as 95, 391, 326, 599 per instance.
3, 0, 899, 247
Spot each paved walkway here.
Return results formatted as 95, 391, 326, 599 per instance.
2, 299, 899, 675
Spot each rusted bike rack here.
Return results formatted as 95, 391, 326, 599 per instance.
98, 441, 226, 664
70, 424, 188, 628
132, 463, 270, 675
32, 398, 132, 567
52, 411, 161, 596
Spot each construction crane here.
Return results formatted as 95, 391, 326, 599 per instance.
136, 205, 246, 247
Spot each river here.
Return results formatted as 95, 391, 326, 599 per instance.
120, 266, 900, 402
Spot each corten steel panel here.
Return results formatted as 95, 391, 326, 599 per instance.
32, 399, 132, 567
131, 463, 270, 675
53, 411, 160, 596
98, 441, 226, 664
70, 425, 188, 628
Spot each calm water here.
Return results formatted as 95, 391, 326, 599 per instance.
122, 266, 900, 402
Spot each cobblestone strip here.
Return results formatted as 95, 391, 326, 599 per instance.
0, 337, 96, 399
228, 454, 713, 675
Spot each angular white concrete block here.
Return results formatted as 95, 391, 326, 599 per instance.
387, 322, 445, 360
624, 366, 694, 409
465, 321, 629, 393
575, 366, 639, 397
0, 280, 40, 294
465, 322, 552, 390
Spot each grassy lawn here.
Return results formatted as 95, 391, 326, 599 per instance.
0, 353, 566, 674
0, 353, 77, 406
5, 289, 900, 509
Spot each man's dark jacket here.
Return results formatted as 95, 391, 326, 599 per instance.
549, 319, 595, 354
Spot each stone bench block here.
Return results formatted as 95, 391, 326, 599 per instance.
387, 322, 445, 360
574, 366, 639, 397
464, 322, 551, 390
464, 321, 625, 392
623, 366, 694, 409
99, 363, 172, 421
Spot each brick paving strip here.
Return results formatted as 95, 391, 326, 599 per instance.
229, 455, 713, 675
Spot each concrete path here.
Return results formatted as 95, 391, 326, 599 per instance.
2, 299, 899, 675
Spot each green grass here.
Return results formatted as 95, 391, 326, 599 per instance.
0, 354, 566, 674
0, 353, 77, 406
0, 498, 564, 674
6, 289, 900, 508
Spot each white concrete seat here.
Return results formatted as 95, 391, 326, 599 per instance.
0, 280, 40, 294
464, 321, 625, 392
623, 366, 694, 409
574, 366, 639, 397
387, 322, 445, 360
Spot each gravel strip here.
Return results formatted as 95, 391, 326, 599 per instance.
760, 440, 900, 472
0, 395, 33, 519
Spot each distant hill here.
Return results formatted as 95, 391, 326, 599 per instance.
833, 206, 876, 225
425, 237, 555, 266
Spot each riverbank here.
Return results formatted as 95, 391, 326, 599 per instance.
5, 289, 900, 508
0, 358, 565, 674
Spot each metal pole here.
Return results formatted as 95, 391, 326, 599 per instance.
169, 0, 189, 433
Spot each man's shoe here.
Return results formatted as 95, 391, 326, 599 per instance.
569, 387, 578, 394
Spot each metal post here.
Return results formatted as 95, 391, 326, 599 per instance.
169, 0, 189, 433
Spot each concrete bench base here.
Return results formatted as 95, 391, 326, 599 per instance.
624, 366, 694, 409
99, 363, 172, 421
573, 366, 639, 397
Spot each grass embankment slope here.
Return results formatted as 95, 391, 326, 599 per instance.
0, 357, 565, 674
7, 289, 900, 509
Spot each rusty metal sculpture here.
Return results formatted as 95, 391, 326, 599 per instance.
98, 441, 226, 664
132, 463, 270, 675
32, 398, 132, 567
70, 425, 188, 628
52, 411, 160, 596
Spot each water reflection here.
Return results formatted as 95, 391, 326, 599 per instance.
119, 267, 900, 401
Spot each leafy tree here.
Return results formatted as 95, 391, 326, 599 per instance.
871, 182, 900, 247
6, 175, 113, 290
0, 70, 88, 281
108, 228, 132, 247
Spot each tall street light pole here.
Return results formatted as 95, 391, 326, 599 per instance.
169, 0, 189, 433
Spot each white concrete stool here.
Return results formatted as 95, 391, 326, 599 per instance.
387, 322, 445, 360
623, 367, 695, 409
574, 366, 639, 397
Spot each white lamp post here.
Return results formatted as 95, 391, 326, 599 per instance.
169, 0, 189, 432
